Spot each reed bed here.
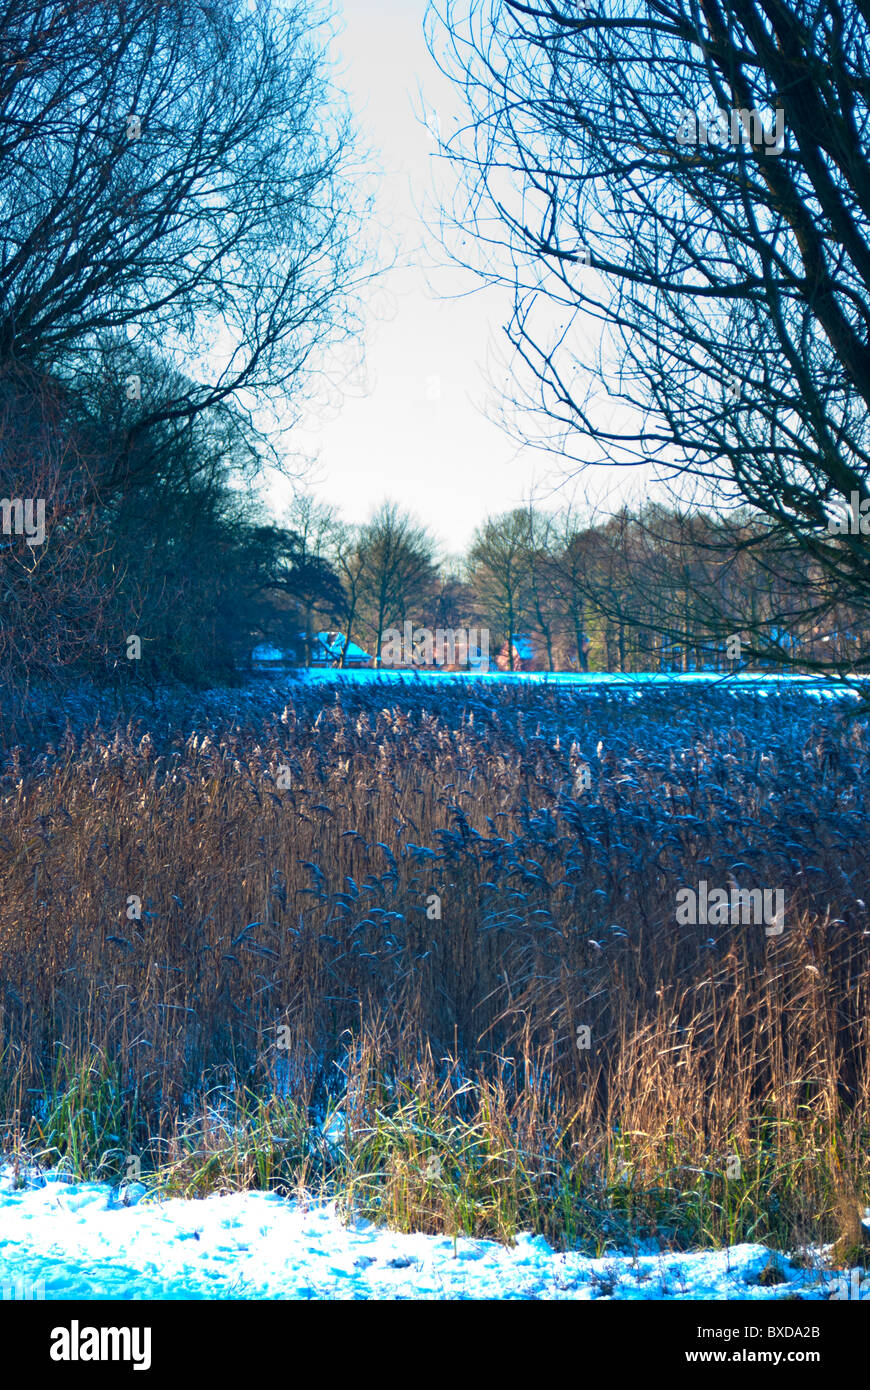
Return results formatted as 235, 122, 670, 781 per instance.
0, 679, 867, 1257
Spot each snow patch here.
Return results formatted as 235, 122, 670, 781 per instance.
0, 1169, 859, 1301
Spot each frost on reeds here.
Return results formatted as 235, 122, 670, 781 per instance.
0, 682, 868, 1255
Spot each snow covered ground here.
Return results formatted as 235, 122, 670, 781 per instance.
0, 1169, 861, 1301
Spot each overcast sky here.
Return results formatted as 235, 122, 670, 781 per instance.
277, 0, 559, 557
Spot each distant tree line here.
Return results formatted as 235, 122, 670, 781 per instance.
267, 494, 866, 676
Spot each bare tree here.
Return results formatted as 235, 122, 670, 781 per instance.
430, 0, 870, 686
0, 366, 114, 697
518, 506, 561, 670
356, 502, 439, 664
278, 495, 345, 664
468, 508, 532, 664
0, 0, 370, 456
548, 507, 596, 670
330, 520, 367, 666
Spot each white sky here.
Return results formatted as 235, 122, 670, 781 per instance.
278, 0, 558, 557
